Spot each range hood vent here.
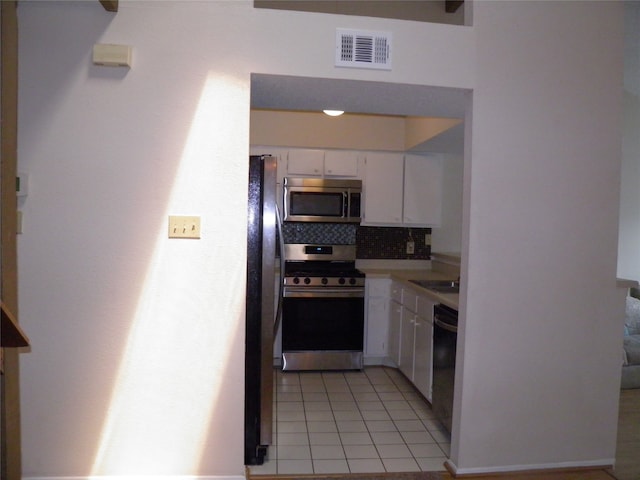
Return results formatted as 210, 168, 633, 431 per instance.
335, 29, 392, 70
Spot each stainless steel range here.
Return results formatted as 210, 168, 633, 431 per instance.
281, 244, 365, 371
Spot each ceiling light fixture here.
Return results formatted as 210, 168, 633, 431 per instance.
323, 109, 344, 117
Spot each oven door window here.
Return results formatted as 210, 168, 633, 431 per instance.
289, 191, 344, 218
282, 297, 364, 351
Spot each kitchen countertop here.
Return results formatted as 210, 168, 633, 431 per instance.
360, 267, 460, 310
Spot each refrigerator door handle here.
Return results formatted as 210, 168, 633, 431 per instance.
274, 203, 285, 336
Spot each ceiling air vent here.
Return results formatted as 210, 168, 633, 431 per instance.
335, 29, 392, 70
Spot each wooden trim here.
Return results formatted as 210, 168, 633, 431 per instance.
1, 2, 23, 480
99, 0, 119, 12
445, 0, 464, 14
1, 303, 29, 348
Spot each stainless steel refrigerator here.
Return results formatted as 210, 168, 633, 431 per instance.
244, 154, 282, 465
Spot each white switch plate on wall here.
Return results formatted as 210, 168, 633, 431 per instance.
168, 215, 201, 239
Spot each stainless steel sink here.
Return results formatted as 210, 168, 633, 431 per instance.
409, 279, 460, 293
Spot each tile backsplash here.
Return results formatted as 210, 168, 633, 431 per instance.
356, 226, 431, 260
281, 223, 431, 260
282, 223, 357, 245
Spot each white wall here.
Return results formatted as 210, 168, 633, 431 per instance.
16, 2, 472, 478
453, 1, 624, 474
16, 0, 624, 478
619, 1, 640, 282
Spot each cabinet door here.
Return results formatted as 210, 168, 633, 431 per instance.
399, 308, 415, 380
403, 154, 443, 226
363, 152, 403, 225
324, 150, 359, 177
413, 301, 435, 402
366, 296, 389, 357
413, 317, 433, 401
390, 281, 402, 304
287, 149, 324, 176
388, 300, 402, 367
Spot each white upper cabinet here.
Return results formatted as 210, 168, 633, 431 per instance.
363, 152, 443, 227
251, 147, 444, 226
363, 152, 404, 225
403, 154, 443, 226
323, 150, 360, 177
286, 149, 325, 176
285, 148, 360, 178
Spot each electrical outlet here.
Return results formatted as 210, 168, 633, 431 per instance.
168, 215, 201, 239
406, 241, 415, 254
425, 234, 432, 246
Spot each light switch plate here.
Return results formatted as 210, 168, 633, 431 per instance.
168, 215, 201, 239
92, 44, 132, 67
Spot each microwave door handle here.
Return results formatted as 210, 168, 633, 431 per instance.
343, 191, 348, 219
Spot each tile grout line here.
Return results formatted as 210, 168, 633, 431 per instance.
350, 369, 386, 474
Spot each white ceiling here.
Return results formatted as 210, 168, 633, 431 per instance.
251, 74, 468, 153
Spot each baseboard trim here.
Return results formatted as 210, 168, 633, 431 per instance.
445, 458, 615, 477
23, 476, 245, 480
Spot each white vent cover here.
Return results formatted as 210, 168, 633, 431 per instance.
335, 29, 392, 70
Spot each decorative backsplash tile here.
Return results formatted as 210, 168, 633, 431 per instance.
356, 226, 431, 259
281, 222, 431, 260
282, 223, 357, 245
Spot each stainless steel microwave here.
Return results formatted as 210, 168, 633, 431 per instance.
283, 177, 362, 223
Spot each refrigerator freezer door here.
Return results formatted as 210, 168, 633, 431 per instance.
244, 155, 277, 465
259, 155, 277, 448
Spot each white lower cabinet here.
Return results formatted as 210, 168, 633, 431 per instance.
413, 295, 435, 401
388, 300, 402, 366
386, 283, 435, 402
365, 279, 392, 362
387, 281, 403, 366
399, 306, 416, 380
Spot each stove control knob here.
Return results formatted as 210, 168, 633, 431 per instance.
339, 278, 346, 285
293, 277, 300, 285
349, 278, 357, 285
304, 277, 311, 285
321, 277, 328, 285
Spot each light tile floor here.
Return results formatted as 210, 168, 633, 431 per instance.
249, 366, 450, 476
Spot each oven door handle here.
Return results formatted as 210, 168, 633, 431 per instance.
434, 316, 458, 333
283, 287, 365, 298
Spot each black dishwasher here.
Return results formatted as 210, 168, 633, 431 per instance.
432, 304, 458, 435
